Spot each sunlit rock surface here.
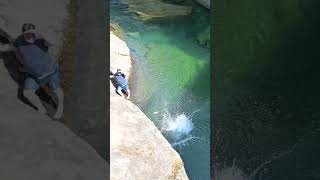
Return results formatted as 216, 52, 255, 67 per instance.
0, 0, 67, 57
110, 31, 188, 180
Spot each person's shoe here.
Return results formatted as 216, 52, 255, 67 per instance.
126, 96, 130, 100
38, 108, 47, 115
53, 110, 63, 120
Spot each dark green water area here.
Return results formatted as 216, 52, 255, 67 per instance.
213, 0, 320, 179
111, 0, 210, 179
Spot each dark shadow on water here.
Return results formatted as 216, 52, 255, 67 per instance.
213, 1, 320, 179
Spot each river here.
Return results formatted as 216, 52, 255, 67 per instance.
111, 0, 210, 179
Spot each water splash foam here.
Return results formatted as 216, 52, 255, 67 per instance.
161, 114, 193, 135
155, 108, 202, 147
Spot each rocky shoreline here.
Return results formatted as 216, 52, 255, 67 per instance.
110, 31, 189, 180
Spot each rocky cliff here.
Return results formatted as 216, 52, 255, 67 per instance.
110, 31, 189, 180
0, 0, 108, 179
0, 62, 108, 179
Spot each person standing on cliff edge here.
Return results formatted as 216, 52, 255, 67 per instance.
112, 68, 130, 99
13, 23, 64, 119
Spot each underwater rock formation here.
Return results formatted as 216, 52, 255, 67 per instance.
197, 26, 210, 48
120, 0, 192, 19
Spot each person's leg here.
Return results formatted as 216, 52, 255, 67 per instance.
23, 77, 46, 114
116, 86, 124, 98
47, 70, 64, 119
52, 87, 64, 119
124, 84, 130, 99
125, 89, 130, 99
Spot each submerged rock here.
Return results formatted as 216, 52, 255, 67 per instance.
129, 1, 192, 19
196, 26, 210, 48
110, 31, 189, 180
119, 0, 192, 19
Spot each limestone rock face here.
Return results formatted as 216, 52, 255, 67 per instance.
0, 58, 108, 180
0, 0, 67, 56
110, 32, 189, 180
110, 32, 131, 75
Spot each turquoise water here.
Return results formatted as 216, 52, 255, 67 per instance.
111, 1, 210, 179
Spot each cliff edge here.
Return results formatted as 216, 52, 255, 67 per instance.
110, 31, 189, 180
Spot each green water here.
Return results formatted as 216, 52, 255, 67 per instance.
111, 1, 210, 179
213, 1, 320, 179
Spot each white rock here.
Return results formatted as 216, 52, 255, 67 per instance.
110, 31, 189, 180
0, 0, 67, 57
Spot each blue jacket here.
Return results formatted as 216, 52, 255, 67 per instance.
114, 72, 128, 87
14, 35, 57, 78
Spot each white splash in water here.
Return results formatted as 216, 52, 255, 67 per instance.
162, 114, 193, 135
155, 108, 202, 147
160, 109, 194, 138
171, 136, 200, 147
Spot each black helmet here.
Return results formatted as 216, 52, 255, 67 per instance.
22, 23, 36, 33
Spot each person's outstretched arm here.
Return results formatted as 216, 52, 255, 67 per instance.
36, 32, 53, 47
43, 39, 53, 47
0, 42, 22, 66
121, 73, 127, 79
12, 39, 24, 65
14, 49, 24, 66
109, 71, 115, 78
0, 42, 14, 52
